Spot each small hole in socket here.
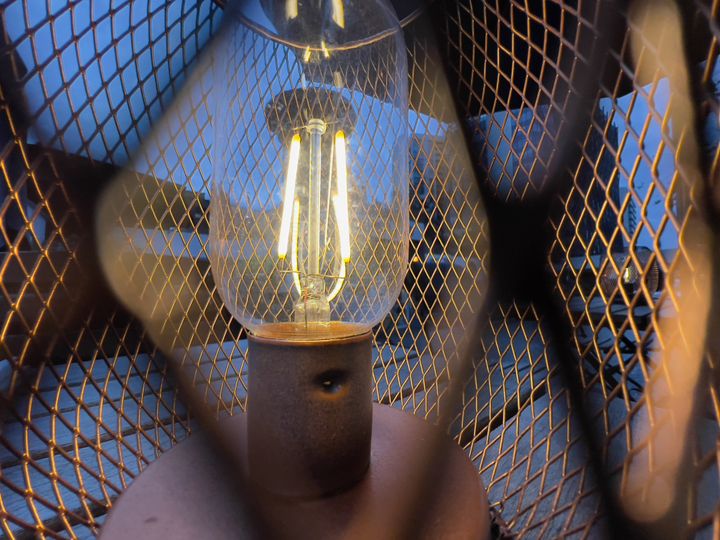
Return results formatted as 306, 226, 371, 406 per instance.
315, 369, 347, 394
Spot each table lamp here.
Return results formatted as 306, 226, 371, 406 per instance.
209, 0, 409, 496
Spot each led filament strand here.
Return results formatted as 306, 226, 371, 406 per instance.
286, 0, 341, 27
291, 199, 302, 294
278, 134, 301, 259
279, 130, 350, 301
327, 197, 347, 301
332, 0, 345, 28
334, 131, 351, 263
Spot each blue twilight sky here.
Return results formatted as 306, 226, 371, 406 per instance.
3, 0, 717, 253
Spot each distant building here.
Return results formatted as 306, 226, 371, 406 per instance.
469, 105, 560, 198
575, 106, 622, 255
619, 186, 638, 241
410, 134, 446, 252
410, 131, 483, 258
470, 104, 621, 256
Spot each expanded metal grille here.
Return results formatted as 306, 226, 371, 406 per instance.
0, 1, 718, 539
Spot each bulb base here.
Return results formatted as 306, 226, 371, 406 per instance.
247, 327, 373, 498
265, 88, 357, 140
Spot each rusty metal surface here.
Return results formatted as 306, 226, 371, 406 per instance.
246, 331, 373, 498
0, 0, 718, 539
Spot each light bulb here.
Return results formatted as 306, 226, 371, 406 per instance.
210, 0, 409, 341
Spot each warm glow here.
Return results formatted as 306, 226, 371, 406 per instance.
206, 0, 411, 339
332, 0, 345, 28
334, 131, 351, 262
278, 134, 301, 259
290, 199, 302, 295
327, 193, 349, 301
327, 258, 346, 302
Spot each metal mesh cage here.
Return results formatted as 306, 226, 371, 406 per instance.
0, 0, 718, 538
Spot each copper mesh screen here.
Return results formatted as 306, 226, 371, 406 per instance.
0, 1, 718, 539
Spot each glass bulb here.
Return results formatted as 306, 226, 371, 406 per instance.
210, 0, 409, 340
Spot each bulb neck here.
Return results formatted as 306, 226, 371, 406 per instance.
294, 275, 331, 323
306, 117, 327, 134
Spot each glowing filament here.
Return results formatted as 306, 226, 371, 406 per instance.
334, 131, 351, 262
327, 198, 348, 301
283, 131, 351, 303
286, 0, 298, 19
278, 134, 301, 260
331, 0, 345, 28
290, 199, 302, 295
327, 259, 346, 302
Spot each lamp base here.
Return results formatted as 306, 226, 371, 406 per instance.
99, 405, 490, 539
246, 326, 373, 497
